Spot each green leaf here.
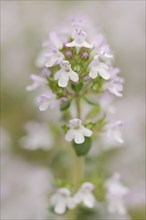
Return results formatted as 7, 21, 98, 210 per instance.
60, 100, 71, 111
84, 97, 99, 105
71, 82, 84, 92
84, 122, 96, 130
61, 124, 69, 132
72, 137, 92, 156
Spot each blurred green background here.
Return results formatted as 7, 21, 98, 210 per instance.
1, 1, 145, 219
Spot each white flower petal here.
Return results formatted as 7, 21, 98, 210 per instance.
49, 32, 63, 49
54, 70, 62, 80
54, 200, 66, 215
39, 101, 50, 111
99, 68, 110, 80
65, 129, 74, 142
69, 70, 79, 82
83, 193, 95, 208
26, 83, 38, 91
58, 74, 69, 87
82, 41, 93, 49
89, 69, 98, 79
45, 56, 57, 67
66, 41, 77, 48
114, 130, 124, 144
81, 126, 92, 137
74, 130, 85, 144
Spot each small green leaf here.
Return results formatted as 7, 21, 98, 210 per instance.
84, 122, 96, 130
60, 100, 71, 111
72, 137, 92, 156
71, 82, 84, 92
84, 97, 98, 105
61, 124, 69, 132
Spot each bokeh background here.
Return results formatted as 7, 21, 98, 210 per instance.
1, 0, 145, 219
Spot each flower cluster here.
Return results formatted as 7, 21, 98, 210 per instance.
50, 182, 95, 214
50, 174, 128, 215
27, 16, 124, 148
26, 16, 127, 218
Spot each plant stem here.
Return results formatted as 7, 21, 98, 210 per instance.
75, 95, 81, 119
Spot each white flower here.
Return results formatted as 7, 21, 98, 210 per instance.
73, 182, 96, 208
50, 188, 76, 215
45, 48, 64, 68
65, 118, 92, 144
54, 60, 79, 87
26, 74, 48, 91
20, 121, 53, 150
106, 121, 124, 144
37, 92, 59, 111
106, 173, 129, 215
106, 81, 123, 97
89, 56, 110, 80
66, 29, 93, 49
98, 44, 113, 61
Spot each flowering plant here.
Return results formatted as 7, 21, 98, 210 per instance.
24, 16, 129, 219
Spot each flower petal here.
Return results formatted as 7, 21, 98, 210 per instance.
65, 129, 74, 142
74, 130, 85, 144
99, 68, 110, 80
58, 74, 69, 87
89, 69, 98, 79
39, 100, 50, 111
69, 70, 79, 82
81, 126, 92, 137
26, 83, 38, 91
83, 193, 95, 208
54, 70, 62, 80
54, 200, 66, 215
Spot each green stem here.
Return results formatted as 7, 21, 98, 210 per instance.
74, 96, 84, 188
75, 95, 81, 119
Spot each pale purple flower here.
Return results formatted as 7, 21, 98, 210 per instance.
65, 118, 92, 144
104, 80, 123, 97
45, 48, 64, 68
106, 173, 129, 215
37, 92, 59, 111
50, 188, 76, 215
26, 74, 48, 91
106, 121, 124, 144
54, 60, 79, 87
49, 32, 63, 50
66, 29, 93, 49
89, 55, 110, 80
73, 182, 96, 208
20, 122, 54, 150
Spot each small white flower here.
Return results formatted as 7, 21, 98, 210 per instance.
65, 118, 92, 144
73, 182, 96, 208
50, 188, 76, 215
105, 81, 123, 97
37, 92, 59, 111
106, 121, 124, 144
26, 74, 48, 91
66, 29, 93, 49
54, 60, 79, 87
20, 121, 53, 150
89, 56, 110, 80
45, 48, 64, 68
99, 44, 113, 61
106, 173, 129, 215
